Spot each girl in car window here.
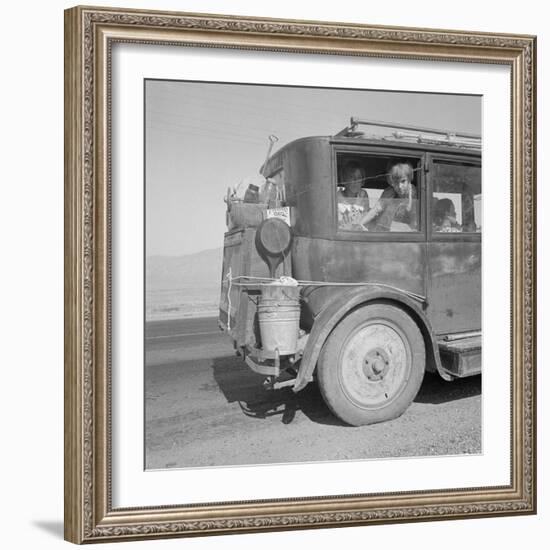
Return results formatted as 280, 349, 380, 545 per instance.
337, 161, 370, 230
433, 198, 462, 232
360, 162, 417, 231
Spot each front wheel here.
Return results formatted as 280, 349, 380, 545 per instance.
317, 304, 425, 426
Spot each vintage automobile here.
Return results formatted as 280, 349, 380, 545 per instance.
219, 118, 482, 426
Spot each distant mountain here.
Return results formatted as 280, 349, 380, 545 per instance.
146, 247, 223, 290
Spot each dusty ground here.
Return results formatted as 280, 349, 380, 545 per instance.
145, 317, 482, 470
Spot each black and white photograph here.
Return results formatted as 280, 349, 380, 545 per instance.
144, 80, 482, 470
57, 2, 539, 546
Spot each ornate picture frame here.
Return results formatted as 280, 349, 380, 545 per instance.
64, 5, 536, 544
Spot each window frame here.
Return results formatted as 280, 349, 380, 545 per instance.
427, 153, 482, 243
331, 144, 427, 243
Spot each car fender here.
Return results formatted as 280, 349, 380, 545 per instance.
293, 285, 452, 392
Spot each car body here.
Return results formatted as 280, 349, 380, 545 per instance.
219, 118, 482, 425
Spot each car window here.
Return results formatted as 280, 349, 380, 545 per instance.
336, 153, 421, 233
432, 161, 481, 233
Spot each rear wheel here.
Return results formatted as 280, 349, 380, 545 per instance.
317, 304, 425, 426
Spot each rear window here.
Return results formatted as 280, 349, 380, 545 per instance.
431, 161, 481, 233
336, 152, 421, 233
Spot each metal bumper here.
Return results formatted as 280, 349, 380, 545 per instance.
244, 347, 282, 376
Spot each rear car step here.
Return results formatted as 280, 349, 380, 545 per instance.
438, 335, 481, 378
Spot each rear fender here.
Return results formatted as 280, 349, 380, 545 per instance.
293, 286, 451, 392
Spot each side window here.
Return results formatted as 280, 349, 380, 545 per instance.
336, 153, 421, 233
432, 161, 481, 233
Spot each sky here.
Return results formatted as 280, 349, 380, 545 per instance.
145, 80, 481, 257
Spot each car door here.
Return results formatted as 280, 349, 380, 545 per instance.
426, 154, 482, 335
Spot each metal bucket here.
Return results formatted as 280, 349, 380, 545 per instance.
258, 284, 300, 355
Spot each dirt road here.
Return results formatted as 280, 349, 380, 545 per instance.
145, 317, 481, 470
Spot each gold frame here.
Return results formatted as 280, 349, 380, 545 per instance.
64, 5, 537, 544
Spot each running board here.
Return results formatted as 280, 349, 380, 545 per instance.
438, 335, 481, 378
441, 330, 481, 342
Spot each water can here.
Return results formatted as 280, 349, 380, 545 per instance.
258, 283, 300, 355
243, 183, 260, 203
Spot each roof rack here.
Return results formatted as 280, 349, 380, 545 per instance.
335, 117, 481, 149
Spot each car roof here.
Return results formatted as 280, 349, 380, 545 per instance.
262, 119, 481, 174
263, 134, 480, 174
329, 134, 482, 155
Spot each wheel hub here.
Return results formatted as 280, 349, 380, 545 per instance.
363, 347, 390, 381
339, 322, 410, 408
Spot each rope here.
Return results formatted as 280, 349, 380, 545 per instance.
339, 165, 422, 186
226, 268, 232, 331
282, 165, 423, 202
223, 274, 426, 303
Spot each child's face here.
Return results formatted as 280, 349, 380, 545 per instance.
447, 205, 457, 223
345, 168, 363, 196
393, 176, 411, 196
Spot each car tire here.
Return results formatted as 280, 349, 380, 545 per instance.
317, 303, 425, 426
